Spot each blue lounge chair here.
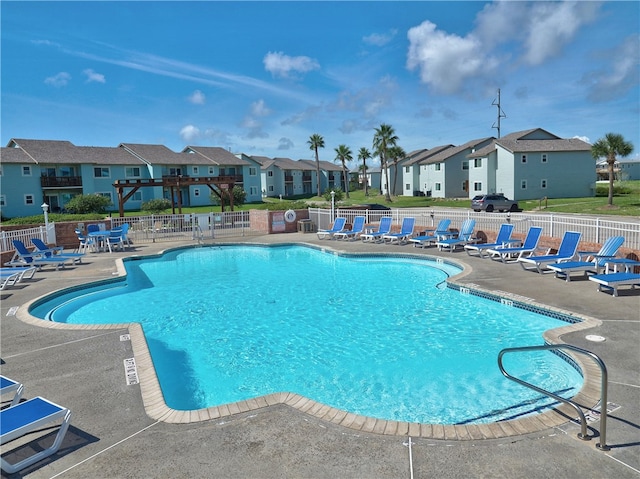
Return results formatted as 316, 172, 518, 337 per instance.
360, 217, 393, 243
0, 396, 72, 474
31, 238, 84, 264
0, 267, 37, 290
547, 236, 625, 282
436, 219, 476, 252
5, 240, 73, 270
464, 223, 515, 258
518, 231, 582, 273
0, 375, 24, 407
333, 216, 366, 241
382, 217, 416, 245
409, 219, 452, 248
316, 217, 347, 240
487, 226, 544, 263
588, 272, 640, 297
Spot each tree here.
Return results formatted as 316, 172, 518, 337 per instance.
141, 198, 172, 214
591, 133, 634, 206
334, 144, 353, 199
387, 145, 406, 197
308, 133, 325, 197
373, 123, 398, 202
357, 147, 371, 196
64, 194, 112, 214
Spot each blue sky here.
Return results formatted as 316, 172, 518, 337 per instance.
2, 1, 639, 167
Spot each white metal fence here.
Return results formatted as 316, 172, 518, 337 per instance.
110, 211, 261, 244
0, 225, 52, 252
308, 207, 640, 251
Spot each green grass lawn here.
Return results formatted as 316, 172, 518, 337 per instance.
3, 182, 639, 225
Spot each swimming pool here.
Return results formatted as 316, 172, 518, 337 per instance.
31, 244, 583, 425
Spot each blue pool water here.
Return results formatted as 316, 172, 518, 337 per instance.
32, 245, 583, 424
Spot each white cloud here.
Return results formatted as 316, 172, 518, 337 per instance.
573, 135, 591, 144
251, 99, 271, 117
406, 21, 497, 94
363, 29, 398, 47
180, 124, 200, 142
44, 72, 71, 87
83, 68, 106, 83
188, 90, 206, 105
583, 34, 640, 102
277, 137, 294, 150
263, 51, 320, 78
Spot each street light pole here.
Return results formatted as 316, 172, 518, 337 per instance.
41, 202, 50, 243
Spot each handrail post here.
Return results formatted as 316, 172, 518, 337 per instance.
498, 344, 609, 451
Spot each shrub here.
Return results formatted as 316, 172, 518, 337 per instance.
595, 183, 632, 197
141, 198, 172, 214
64, 194, 112, 214
209, 186, 247, 208
323, 188, 344, 202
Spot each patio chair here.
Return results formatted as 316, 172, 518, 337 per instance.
316, 217, 347, 240
409, 219, 451, 248
517, 231, 582, 273
1, 375, 24, 407
333, 216, 366, 241
464, 223, 515, 258
75, 229, 96, 253
382, 217, 416, 245
436, 219, 477, 252
0, 266, 37, 290
5, 240, 73, 270
120, 223, 132, 247
487, 226, 544, 263
547, 236, 625, 282
588, 272, 640, 297
31, 238, 84, 264
360, 217, 393, 243
106, 228, 126, 252
0, 396, 72, 474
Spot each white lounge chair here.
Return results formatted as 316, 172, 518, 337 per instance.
518, 231, 582, 273
382, 217, 415, 245
317, 217, 347, 240
464, 223, 515, 258
0, 396, 72, 474
333, 216, 366, 241
31, 238, 84, 264
547, 236, 625, 281
409, 219, 452, 248
5, 240, 73, 270
487, 226, 543, 263
360, 217, 393, 243
0, 375, 24, 407
589, 272, 640, 297
436, 219, 477, 252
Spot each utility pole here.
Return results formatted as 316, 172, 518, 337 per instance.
492, 88, 507, 138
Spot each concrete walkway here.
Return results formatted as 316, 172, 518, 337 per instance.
1, 233, 638, 478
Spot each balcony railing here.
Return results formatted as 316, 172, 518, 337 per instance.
40, 176, 82, 187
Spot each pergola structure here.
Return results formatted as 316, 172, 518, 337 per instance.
112, 175, 238, 217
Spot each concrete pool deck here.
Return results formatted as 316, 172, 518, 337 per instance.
1, 233, 638, 478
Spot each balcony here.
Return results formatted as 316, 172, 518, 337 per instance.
284, 175, 294, 182
40, 176, 82, 188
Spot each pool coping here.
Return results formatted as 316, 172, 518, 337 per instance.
15, 242, 604, 440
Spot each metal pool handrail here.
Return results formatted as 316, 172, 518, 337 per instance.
498, 344, 609, 451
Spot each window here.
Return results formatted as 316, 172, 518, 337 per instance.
41, 167, 56, 177
249, 186, 258, 195
0, 195, 5, 206
405, 166, 410, 173
541, 154, 548, 163
169, 168, 183, 176
94, 167, 110, 178
521, 180, 527, 189
474, 182, 482, 191
435, 163, 441, 171
462, 161, 469, 170
22, 166, 32, 176
267, 171, 274, 177
208, 167, 215, 175
541, 179, 547, 189
435, 183, 441, 191
521, 154, 527, 164
249, 167, 257, 176
194, 188, 200, 197
125, 167, 141, 177
268, 185, 274, 192
474, 158, 482, 168
192, 166, 199, 175
405, 184, 410, 191
24, 194, 34, 205
97, 192, 113, 201
132, 191, 142, 201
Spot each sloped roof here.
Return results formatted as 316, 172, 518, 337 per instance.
299, 159, 343, 172
402, 144, 455, 166
271, 157, 316, 171
7, 139, 77, 164
248, 155, 272, 166
471, 128, 590, 157
120, 143, 200, 165
183, 146, 250, 166
1, 146, 37, 164
422, 137, 493, 165
75, 146, 145, 165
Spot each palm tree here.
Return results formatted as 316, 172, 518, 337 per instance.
591, 133, 634, 206
357, 147, 371, 196
387, 145, 406, 197
373, 123, 398, 202
334, 144, 353, 198
307, 133, 325, 197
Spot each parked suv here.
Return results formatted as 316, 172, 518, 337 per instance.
471, 193, 519, 212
